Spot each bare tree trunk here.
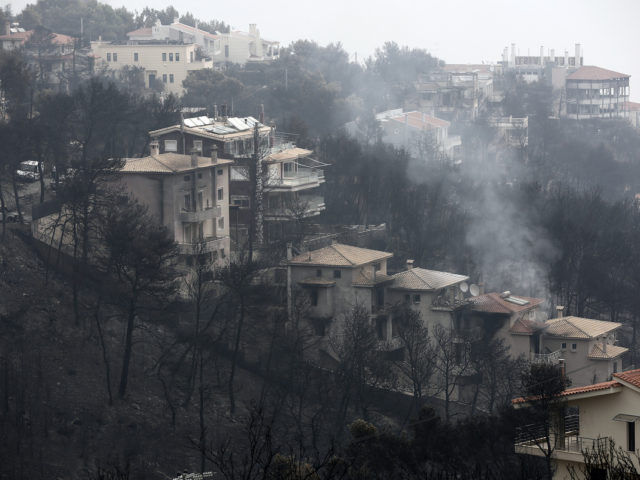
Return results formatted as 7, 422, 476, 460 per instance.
118, 290, 138, 399
228, 296, 245, 415
199, 350, 206, 473
10, 174, 23, 224
94, 294, 113, 405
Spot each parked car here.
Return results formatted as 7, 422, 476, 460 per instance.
16, 160, 41, 182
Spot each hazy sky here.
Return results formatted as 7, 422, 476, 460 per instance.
8, 0, 640, 100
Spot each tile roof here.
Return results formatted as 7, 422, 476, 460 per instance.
512, 380, 622, 405
567, 66, 630, 81
388, 111, 450, 130
266, 147, 313, 163
613, 368, 640, 389
50, 33, 74, 45
544, 316, 621, 339
510, 317, 543, 335
126, 27, 152, 37
0, 30, 33, 42
352, 271, 393, 287
390, 267, 468, 291
297, 277, 336, 287
170, 22, 219, 41
588, 343, 628, 360
121, 153, 232, 174
470, 292, 543, 314
289, 243, 392, 267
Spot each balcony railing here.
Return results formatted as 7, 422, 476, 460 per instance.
265, 168, 325, 190
264, 196, 326, 219
531, 350, 561, 365
179, 206, 221, 222
177, 236, 227, 255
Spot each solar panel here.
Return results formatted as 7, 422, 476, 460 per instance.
228, 117, 250, 131
184, 118, 197, 128
198, 116, 211, 125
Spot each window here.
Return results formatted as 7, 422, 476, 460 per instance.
333, 270, 341, 279
561, 342, 567, 350
629, 422, 636, 452
217, 188, 223, 201
183, 223, 192, 243
283, 162, 294, 177
184, 175, 190, 182
162, 52, 167, 62
316, 269, 322, 277
404, 294, 411, 304
231, 196, 249, 208
413, 294, 421, 304
183, 194, 191, 210
106, 53, 111, 62
225, 45, 229, 58
197, 173, 203, 179
165, 140, 177, 152
169, 74, 174, 83
220, 248, 226, 258
310, 289, 318, 306
373, 262, 381, 271
218, 217, 224, 229
376, 317, 386, 341
197, 191, 203, 210
134, 52, 138, 62
193, 140, 202, 152
113, 53, 117, 62
217, 169, 223, 176
175, 52, 180, 61
571, 343, 577, 352
169, 53, 173, 62
162, 74, 167, 83
190, 51, 194, 62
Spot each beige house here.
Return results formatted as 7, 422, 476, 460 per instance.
90, 41, 213, 94
514, 368, 640, 479
119, 143, 233, 268
541, 315, 627, 387
127, 21, 279, 65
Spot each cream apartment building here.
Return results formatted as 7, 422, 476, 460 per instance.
90, 41, 213, 94
514, 368, 640, 479
119, 143, 233, 267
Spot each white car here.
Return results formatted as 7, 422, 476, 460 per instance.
16, 160, 41, 182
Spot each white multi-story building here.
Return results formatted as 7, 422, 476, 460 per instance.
127, 20, 279, 65
90, 40, 213, 95
563, 66, 631, 120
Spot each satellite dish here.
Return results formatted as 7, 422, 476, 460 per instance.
459, 282, 469, 293
469, 284, 480, 297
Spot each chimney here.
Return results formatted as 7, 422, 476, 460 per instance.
564, 50, 569, 67
406, 259, 414, 270
149, 141, 160, 156
539, 46, 544, 66
213, 104, 218, 120
602, 338, 607, 354
259, 103, 265, 124
210, 145, 218, 164
559, 358, 566, 379
574, 43, 581, 67
190, 148, 198, 167
286, 242, 292, 261
556, 305, 565, 319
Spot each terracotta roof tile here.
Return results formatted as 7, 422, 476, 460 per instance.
353, 271, 393, 287
544, 317, 621, 339
470, 292, 543, 314
289, 244, 392, 267
391, 267, 468, 291
510, 317, 543, 335
512, 380, 621, 404
126, 27, 152, 37
121, 153, 232, 174
567, 66, 630, 81
613, 368, 640, 389
588, 344, 628, 360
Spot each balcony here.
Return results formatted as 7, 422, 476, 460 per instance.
177, 236, 227, 255
265, 168, 325, 192
179, 206, 221, 222
514, 415, 607, 462
264, 195, 326, 220
531, 350, 561, 365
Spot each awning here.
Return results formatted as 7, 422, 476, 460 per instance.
612, 414, 640, 423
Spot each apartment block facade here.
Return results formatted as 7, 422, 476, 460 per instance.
90, 41, 212, 94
